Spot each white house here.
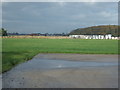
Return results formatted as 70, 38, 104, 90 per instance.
69, 34, 119, 39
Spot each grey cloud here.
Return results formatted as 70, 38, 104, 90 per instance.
2, 2, 118, 33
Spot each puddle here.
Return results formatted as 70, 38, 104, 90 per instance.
13, 59, 118, 71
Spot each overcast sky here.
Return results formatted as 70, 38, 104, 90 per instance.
2, 2, 118, 34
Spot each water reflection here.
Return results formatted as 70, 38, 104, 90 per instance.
14, 59, 118, 71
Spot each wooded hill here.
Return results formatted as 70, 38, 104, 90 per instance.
69, 25, 120, 37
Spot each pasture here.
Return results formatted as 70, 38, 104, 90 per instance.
2, 38, 118, 73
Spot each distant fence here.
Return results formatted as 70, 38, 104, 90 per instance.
1, 35, 120, 40
1, 36, 70, 39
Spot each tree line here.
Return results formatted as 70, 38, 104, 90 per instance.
1, 25, 120, 37
0, 28, 8, 36
0, 28, 68, 36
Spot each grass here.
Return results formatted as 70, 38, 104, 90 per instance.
2, 38, 118, 73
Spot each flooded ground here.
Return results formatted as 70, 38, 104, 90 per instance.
2, 54, 118, 88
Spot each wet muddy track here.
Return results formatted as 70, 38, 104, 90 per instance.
2, 54, 118, 88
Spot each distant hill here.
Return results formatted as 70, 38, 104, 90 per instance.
69, 25, 120, 37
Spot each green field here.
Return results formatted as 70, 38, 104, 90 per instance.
2, 38, 118, 73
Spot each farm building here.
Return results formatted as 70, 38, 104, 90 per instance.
69, 34, 119, 39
